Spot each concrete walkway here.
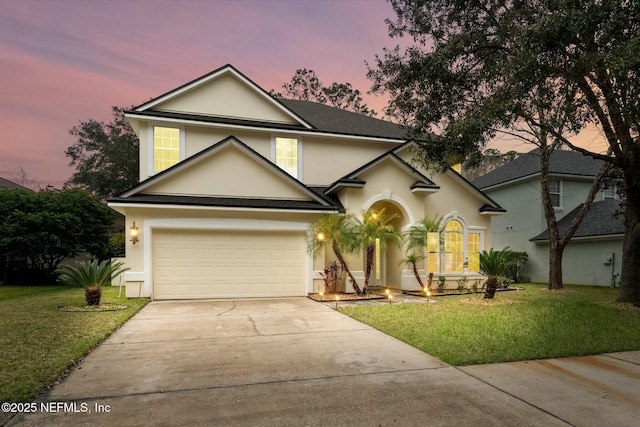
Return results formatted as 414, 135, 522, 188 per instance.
6, 298, 640, 426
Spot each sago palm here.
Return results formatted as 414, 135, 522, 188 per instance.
479, 248, 508, 299
307, 212, 362, 294
56, 259, 129, 305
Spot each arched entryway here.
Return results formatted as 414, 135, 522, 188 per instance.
364, 199, 410, 289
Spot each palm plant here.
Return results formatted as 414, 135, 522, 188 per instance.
354, 208, 402, 294
406, 216, 443, 249
404, 216, 443, 290
56, 259, 129, 305
479, 248, 508, 299
307, 212, 362, 294
399, 252, 426, 290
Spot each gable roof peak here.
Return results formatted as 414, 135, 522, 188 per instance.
131, 64, 314, 129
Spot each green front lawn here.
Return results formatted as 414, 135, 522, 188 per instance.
0, 286, 148, 402
339, 284, 640, 366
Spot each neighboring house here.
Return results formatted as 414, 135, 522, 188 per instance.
107, 64, 504, 300
0, 177, 28, 190
472, 149, 624, 286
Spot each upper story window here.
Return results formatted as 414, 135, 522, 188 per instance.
602, 181, 620, 200
153, 126, 181, 172
549, 179, 561, 208
274, 137, 299, 178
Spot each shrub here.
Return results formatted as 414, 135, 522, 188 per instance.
56, 260, 129, 305
457, 276, 469, 291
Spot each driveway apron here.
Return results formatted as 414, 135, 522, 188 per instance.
7, 298, 640, 426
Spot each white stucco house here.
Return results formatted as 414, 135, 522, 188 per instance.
108, 64, 505, 300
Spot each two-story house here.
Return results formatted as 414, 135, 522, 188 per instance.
107, 64, 504, 300
472, 149, 624, 286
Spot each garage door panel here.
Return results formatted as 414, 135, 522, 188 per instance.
174, 248, 194, 259
195, 249, 213, 259
234, 249, 251, 259
215, 264, 234, 275
195, 266, 213, 277
153, 229, 306, 299
215, 248, 233, 260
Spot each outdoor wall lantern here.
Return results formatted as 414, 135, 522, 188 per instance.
130, 222, 139, 244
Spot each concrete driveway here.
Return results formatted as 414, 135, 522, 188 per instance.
7, 298, 640, 426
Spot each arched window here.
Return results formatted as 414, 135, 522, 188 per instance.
411, 214, 484, 275
444, 220, 464, 273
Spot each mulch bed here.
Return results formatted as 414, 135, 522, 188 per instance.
308, 293, 386, 302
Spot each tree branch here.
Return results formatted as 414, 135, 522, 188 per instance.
559, 152, 613, 250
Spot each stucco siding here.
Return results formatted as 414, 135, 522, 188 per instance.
558, 179, 596, 220
142, 144, 312, 200
155, 73, 297, 124
303, 138, 399, 185
184, 127, 269, 160
531, 239, 622, 286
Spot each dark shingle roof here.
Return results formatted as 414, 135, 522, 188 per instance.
0, 177, 28, 190
530, 199, 624, 241
275, 99, 406, 140
472, 149, 603, 189
108, 194, 341, 211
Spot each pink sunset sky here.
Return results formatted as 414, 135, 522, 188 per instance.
0, 0, 606, 189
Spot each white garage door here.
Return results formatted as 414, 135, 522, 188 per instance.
152, 229, 307, 300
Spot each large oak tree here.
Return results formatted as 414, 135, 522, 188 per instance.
66, 106, 139, 199
271, 69, 378, 117
368, 0, 640, 303
0, 188, 114, 282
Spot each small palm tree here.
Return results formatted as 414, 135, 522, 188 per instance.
399, 252, 426, 290
404, 216, 443, 290
307, 212, 362, 294
479, 248, 508, 299
353, 208, 402, 294
406, 216, 443, 250
56, 259, 129, 305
